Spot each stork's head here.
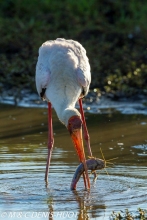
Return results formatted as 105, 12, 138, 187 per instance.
59, 107, 86, 163
68, 115, 82, 134
67, 115, 85, 162
58, 107, 90, 189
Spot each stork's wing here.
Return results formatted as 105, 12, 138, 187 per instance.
75, 51, 91, 97
76, 67, 91, 88
35, 38, 91, 98
35, 62, 51, 99
54, 38, 91, 89
70, 39, 91, 92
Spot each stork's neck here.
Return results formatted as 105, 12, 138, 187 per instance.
45, 85, 81, 127
55, 106, 81, 127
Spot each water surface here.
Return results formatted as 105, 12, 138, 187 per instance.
0, 104, 147, 219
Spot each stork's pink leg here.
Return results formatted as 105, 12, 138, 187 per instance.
79, 98, 92, 157
45, 102, 54, 183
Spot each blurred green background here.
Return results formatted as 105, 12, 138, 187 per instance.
0, 0, 147, 98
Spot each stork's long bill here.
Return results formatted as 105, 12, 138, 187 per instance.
67, 116, 90, 189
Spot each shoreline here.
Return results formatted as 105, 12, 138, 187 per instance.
0, 88, 147, 115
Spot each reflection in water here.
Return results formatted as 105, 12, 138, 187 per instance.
0, 104, 147, 219
46, 188, 106, 220
72, 190, 106, 220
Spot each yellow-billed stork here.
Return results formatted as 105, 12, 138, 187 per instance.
35, 38, 92, 189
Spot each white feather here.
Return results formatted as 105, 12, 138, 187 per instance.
35, 38, 91, 126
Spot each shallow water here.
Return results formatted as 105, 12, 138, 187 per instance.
0, 104, 147, 220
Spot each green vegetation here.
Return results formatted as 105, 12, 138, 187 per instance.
0, 0, 147, 98
110, 208, 147, 220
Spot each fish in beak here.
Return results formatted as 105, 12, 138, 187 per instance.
68, 116, 90, 189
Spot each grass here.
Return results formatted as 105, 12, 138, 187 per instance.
0, 0, 147, 98
110, 208, 147, 220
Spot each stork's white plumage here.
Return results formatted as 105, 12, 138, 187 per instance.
35, 38, 92, 189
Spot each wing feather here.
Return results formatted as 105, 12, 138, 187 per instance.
35, 62, 51, 97
35, 38, 91, 99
